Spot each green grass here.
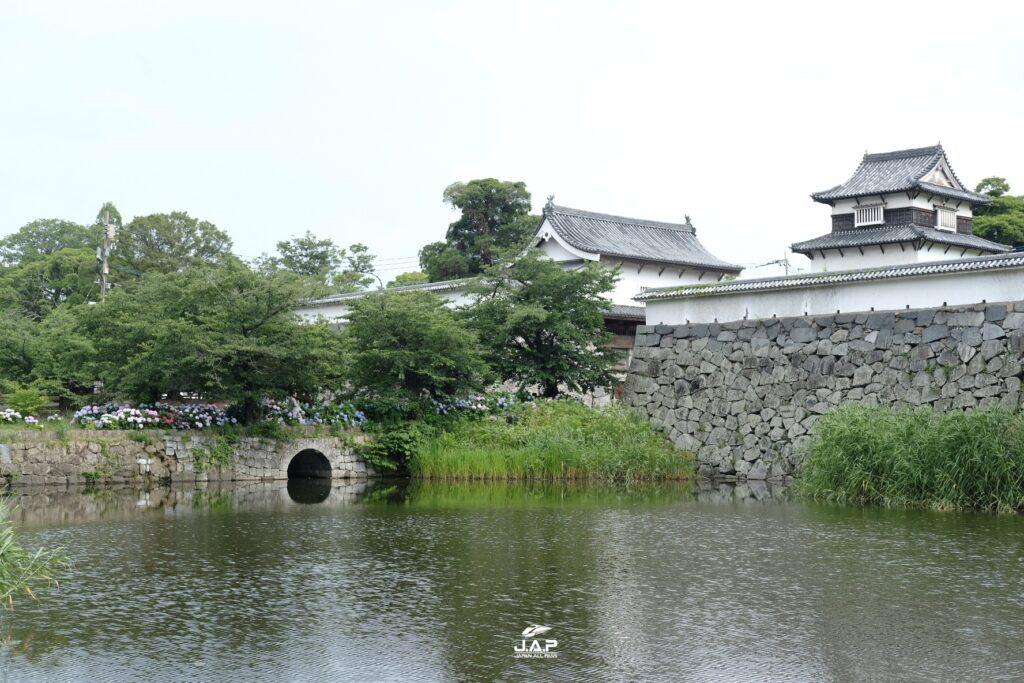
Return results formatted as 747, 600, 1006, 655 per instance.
0, 501, 66, 607
410, 400, 691, 481
797, 405, 1024, 512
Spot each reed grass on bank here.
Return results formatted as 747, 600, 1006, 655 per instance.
797, 405, 1024, 512
410, 401, 691, 481
0, 501, 65, 606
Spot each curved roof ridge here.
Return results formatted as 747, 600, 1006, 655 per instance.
811, 144, 990, 204
863, 145, 942, 162
546, 204, 695, 233
541, 203, 741, 273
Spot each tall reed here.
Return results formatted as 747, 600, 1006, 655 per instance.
411, 401, 691, 481
798, 405, 1024, 512
0, 501, 65, 607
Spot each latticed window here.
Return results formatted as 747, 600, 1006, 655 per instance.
854, 205, 884, 227
936, 207, 957, 231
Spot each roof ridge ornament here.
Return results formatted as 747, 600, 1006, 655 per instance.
544, 194, 555, 214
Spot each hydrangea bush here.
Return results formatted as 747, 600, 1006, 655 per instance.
0, 408, 42, 428
430, 392, 522, 418
73, 403, 235, 430
260, 399, 367, 428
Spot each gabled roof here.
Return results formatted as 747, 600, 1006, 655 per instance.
539, 203, 742, 273
791, 224, 1010, 254
635, 252, 1024, 301
811, 145, 991, 205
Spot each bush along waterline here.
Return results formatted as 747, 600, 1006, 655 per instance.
797, 405, 1024, 513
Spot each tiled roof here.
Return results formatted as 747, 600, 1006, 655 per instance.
811, 145, 991, 204
302, 278, 470, 308
605, 304, 646, 321
791, 224, 1010, 254
540, 204, 742, 273
635, 252, 1024, 301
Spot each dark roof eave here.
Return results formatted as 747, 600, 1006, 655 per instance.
597, 251, 743, 274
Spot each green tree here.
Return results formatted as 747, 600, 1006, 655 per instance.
973, 177, 1024, 246
111, 211, 233, 279
419, 179, 538, 281
0, 248, 98, 320
79, 260, 345, 420
0, 219, 98, 267
975, 177, 1010, 198
342, 291, 490, 403
0, 312, 38, 386
386, 271, 429, 287
264, 231, 377, 291
465, 250, 617, 398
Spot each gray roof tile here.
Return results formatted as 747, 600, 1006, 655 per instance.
811, 145, 991, 204
636, 252, 1024, 301
541, 204, 742, 273
791, 224, 1010, 254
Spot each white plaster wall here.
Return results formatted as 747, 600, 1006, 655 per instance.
803, 243, 988, 272
601, 257, 719, 306
538, 236, 588, 263
829, 193, 973, 219
644, 267, 1024, 325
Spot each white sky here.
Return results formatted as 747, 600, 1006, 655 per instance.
2, 0, 1023, 280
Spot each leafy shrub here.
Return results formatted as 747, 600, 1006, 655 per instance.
361, 424, 426, 473
6, 387, 47, 417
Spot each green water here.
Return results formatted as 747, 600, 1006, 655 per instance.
1, 479, 1022, 682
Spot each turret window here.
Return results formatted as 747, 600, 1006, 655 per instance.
936, 207, 957, 231
854, 205, 884, 227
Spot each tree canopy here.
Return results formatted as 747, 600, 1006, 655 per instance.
77, 260, 345, 418
387, 271, 429, 287
973, 177, 1024, 246
419, 179, 538, 281
263, 231, 377, 290
342, 290, 490, 402
111, 211, 234, 279
465, 250, 617, 397
0, 219, 99, 267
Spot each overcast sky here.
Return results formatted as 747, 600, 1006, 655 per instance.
2, 1, 1023, 280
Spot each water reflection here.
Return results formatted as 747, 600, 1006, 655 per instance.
2, 479, 1022, 682
286, 478, 333, 504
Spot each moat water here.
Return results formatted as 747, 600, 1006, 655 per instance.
1, 479, 1022, 682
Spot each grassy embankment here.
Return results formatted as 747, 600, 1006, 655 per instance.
409, 400, 691, 481
798, 405, 1024, 512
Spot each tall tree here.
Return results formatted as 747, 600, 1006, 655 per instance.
342, 290, 490, 402
78, 259, 345, 419
111, 211, 233, 279
973, 177, 1024, 246
464, 250, 617, 398
0, 219, 98, 267
419, 179, 538, 281
0, 248, 97, 319
263, 231, 376, 291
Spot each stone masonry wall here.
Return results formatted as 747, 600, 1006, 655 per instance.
623, 301, 1024, 480
0, 431, 374, 486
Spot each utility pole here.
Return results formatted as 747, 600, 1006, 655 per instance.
98, 211, 116, 300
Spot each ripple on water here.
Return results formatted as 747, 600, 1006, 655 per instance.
2, 480, 1023, 682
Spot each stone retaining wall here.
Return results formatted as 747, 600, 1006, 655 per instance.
0, 431, 374, 486
624, 301, 1024, 480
